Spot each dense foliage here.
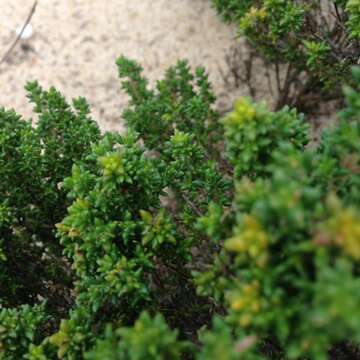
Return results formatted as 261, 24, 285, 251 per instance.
0, 82, 100, 309
1, 54, 360, 359
211, 0, 360, 110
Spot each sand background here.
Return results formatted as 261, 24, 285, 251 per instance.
0, 0, 269, 132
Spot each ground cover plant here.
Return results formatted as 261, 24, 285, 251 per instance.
1, 53, 360, 359
212, 0, 360, 112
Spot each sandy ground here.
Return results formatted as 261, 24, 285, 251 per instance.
0, 0, 259, 132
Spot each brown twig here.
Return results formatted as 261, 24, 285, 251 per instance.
181, 193, 203, 217
334, 3, 343, 24
0, 1, 38, 67
275, 62, 281, 95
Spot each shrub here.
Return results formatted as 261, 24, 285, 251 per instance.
0, 83, 101, 357
85, 312, 189, 360
0, 83, 100, 307
0, 304, 47, 360
211, 0, 360, 111
195, 68, 360, 359
1, 57, 360, 359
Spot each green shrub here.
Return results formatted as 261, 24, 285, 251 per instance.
0, 304, 47, 360
0, 83, 100, 358
222, 97, 309, 179
195, 68, 360, 359
86, 312, 188, 360
211, 0, 360, 110
1, 57, 360, 359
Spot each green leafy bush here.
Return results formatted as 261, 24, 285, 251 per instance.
211, 0, 360, 110
0, 304, 47, 360
1, 57, 360, 359
195, 68, 360, 359
222, 97, 309, 179
86, 312, 188, 360
0, 83, 100, 308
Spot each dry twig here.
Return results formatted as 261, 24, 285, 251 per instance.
0, 1, 38, 67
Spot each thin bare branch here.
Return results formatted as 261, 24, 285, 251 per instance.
0, 1, 38, 67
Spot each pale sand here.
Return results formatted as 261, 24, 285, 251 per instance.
0, 0, 259, 132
